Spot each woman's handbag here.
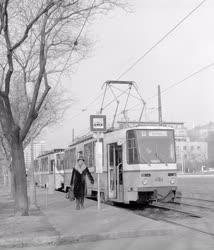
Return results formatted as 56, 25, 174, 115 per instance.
65, 187, 75, 201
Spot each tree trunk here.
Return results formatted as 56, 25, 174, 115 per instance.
9, 167, 15, 199
11, 140, 29, 216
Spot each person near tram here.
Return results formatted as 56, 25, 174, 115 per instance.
70, 155, 94, 209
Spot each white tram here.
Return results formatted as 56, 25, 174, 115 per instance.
64, 125, 177, 204
34, 149, 65, 190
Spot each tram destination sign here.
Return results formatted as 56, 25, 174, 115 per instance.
90, 115, 106, 132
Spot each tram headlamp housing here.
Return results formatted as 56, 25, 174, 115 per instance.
170, 178, 175, 184
142, 179, 148, 185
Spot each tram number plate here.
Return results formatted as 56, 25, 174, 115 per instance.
155, 177, 163, 182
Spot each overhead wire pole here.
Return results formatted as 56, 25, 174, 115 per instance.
132, 83, 146, 124
122, 61, 214, 117
158, 85, 163, 125
116, 0, 207, 80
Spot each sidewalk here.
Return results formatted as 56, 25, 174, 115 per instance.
1, 186, 214, 249
36, 190, 181, 243
0, 187, 58, 248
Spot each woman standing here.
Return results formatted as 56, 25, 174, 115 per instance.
70, 156, 94, 209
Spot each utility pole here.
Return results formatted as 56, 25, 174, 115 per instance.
72, 128, 75, 142
158, 85, 163, 125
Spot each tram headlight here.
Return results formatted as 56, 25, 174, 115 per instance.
170, 178, 175, 184
142, 179, 148, 185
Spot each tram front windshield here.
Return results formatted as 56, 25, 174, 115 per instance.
127, 129, 176, 164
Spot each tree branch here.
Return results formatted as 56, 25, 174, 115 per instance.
35, 71, 51, 113
12, 0, 57, 51
20, 12, 49, 142
3, 0, 13, 96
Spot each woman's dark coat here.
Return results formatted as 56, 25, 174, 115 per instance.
70, 163, 94, 199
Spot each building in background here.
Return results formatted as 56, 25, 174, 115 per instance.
177, 139, 208, 173
207, 131, 214, 168
24, 141, 47, 171
188, 122, 214, 141
187, 122, 214, 170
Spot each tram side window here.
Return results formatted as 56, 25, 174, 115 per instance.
56, 154, 64, 170
109, 145, 113, 166
41, 157, 48, 172
50, 160, 55, 173
64, 148, 76, 169
64, 151, 69, 169
84, 142, 94, 168
70, 148, 76, 168
127, 131, 139, 164
34, 160, 39, 172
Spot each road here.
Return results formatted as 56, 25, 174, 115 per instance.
9, 175, 214, 250
12, 232, 214, 250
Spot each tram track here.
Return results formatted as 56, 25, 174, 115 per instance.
170, 200, 214, 212
89, 194, 214, 237
104, 199, 214, 237
148, 202, 201, 218
135, 208, 214, 238
178, 196, 214, 204
131, 202, 214, 238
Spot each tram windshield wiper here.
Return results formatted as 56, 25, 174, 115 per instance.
155, 145, 168, 166
141, 154, 151, 165
139, 143, 151, 165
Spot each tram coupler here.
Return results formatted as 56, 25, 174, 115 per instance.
157, 190, 176, 203
174, 190, 182, 203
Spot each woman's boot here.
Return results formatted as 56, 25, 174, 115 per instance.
80, 198, 84, 208
76, 199, 80, 210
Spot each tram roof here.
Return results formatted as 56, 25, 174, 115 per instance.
67, 125, 174, 148
37, 148, 64, 158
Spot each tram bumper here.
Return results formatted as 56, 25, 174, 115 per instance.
137, 186, 177, 203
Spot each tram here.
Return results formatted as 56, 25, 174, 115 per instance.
34, 149, 65, 190
63, 125, 177, 204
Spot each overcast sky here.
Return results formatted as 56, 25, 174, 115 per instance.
42, 0, 214, 149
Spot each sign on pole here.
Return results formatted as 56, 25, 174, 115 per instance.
95, 141, 103, 174
90, 115, 106, 132
90, 115, 106, 210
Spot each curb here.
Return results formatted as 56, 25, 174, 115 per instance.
0, 229, 175, 248
0, 235, 60, 249
58, 229, 174, 245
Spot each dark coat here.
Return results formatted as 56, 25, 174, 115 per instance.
70, 163, 94, 199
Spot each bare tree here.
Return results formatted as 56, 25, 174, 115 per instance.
10, 75, 72, 148
0, 127, 12, 194
0, 0, 126, 215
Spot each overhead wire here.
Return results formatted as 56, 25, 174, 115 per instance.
110, 85, 142, 101
49, 0, 104, 120
59, 0, 208, 125
124, 61, 214, 114
69, 91, 104, 120
148, 62, 214, 101
52, 0, 96, 91
116, 0, 207, 80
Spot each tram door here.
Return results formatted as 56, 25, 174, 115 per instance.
108, 143, 123, 200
